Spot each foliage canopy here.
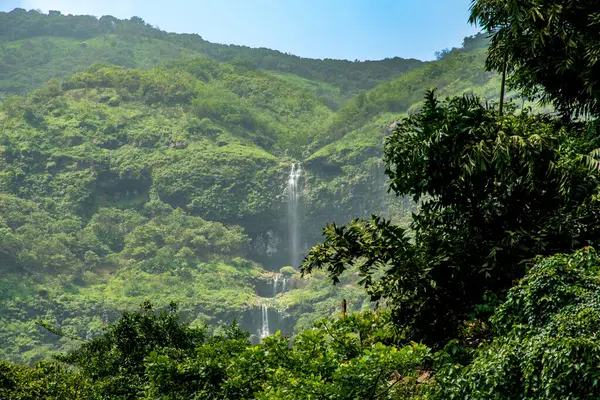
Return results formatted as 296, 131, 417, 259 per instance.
432, 248, 600, 399
303, 91, 600, 346
470, 0, 600, 116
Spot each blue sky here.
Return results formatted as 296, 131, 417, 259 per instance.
0, 0, 480, 61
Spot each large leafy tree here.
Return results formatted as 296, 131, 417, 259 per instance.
55, 302, 208, 399
470, 0, 600, 116
145, 311, 430, 400
432, 248, 600, 399
302, 92, 600, 346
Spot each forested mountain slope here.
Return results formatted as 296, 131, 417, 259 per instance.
3, 0, 600, 397
0, 8, 424, 107
307, 33, 496, 169
0, 8, 500, 364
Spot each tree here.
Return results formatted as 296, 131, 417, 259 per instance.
145, 310, 430, 400
1, 304, 431, 399
470, 0, 600, 117
434, 48, 452, 60
56, 302, 207, 399
0, 359, 94, 400
432, 248, 600, 399
302, 91, 600, 347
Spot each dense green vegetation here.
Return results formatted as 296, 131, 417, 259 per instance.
0, 6, 502, 366
4, 248, 600, 399
0, 303, 431, 399
4, 0, 600, 398
432, 248, 600, 399
305, 93, 600, 346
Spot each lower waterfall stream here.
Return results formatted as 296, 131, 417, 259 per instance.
259, 304, 270, 339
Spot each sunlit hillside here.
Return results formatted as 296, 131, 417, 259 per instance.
0, 8, 501, 364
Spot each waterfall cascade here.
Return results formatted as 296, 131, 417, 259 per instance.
259, 304, 270, 339
272, 275, 279, 297
256, 276, 291, 342
286, 163, 303, 267
254, 163, 302, 342
272, 275, 288, 297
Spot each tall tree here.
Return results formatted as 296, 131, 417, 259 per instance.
470, 0, 600, 117
302, 92, 600, 346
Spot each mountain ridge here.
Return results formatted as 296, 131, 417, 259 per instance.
0, 8, 426, 106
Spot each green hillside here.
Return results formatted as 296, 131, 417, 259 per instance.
0, 8, 503, 364
0, 60, 353, 363
0, 8, 424, 107
3, 1, 600, 398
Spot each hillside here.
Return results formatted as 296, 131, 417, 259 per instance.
0, 8, 424, 108
3, 1, 600, 398
0, 8, 502, 364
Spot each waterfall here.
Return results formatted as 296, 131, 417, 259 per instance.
260, 304, 270, 339
286, 163, 303, 267
272, 275, 279, 297
271, 275, 289, 296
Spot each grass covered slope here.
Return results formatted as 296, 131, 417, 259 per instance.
0, 60, 329, 216
312, 33, 495, 153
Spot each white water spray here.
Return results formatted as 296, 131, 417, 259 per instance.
271, 275, 289, 297
272, 275, 279, 297
260, 304, 270, 339
286, 163, 303, 267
